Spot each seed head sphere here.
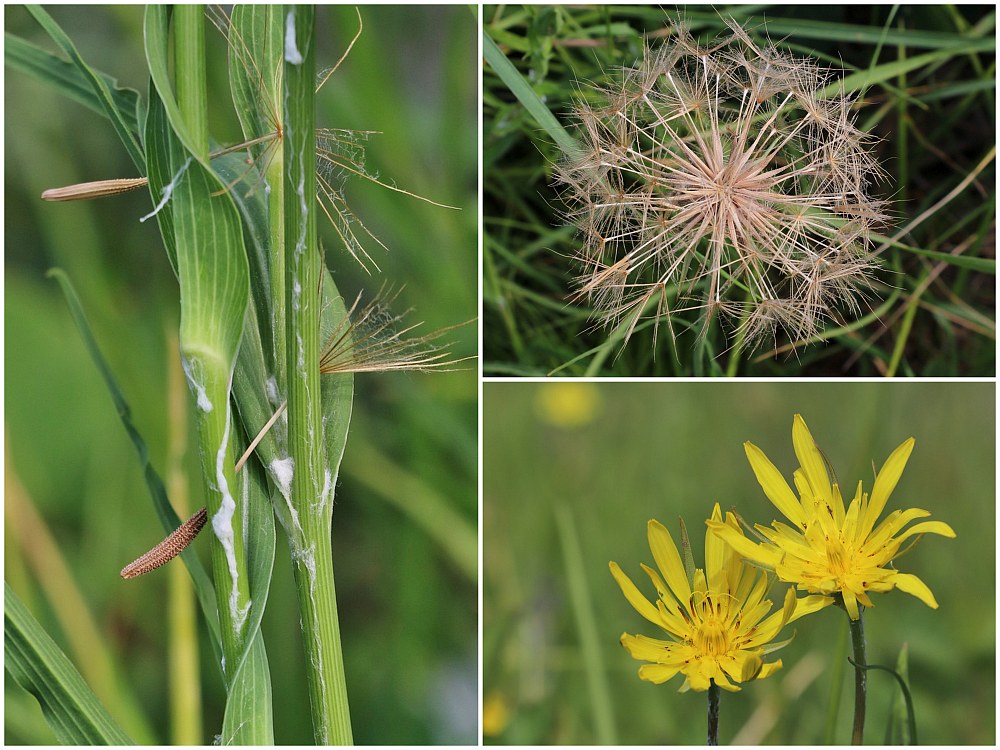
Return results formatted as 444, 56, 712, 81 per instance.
558, 21, 889, 350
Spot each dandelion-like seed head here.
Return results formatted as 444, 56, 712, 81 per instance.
558, 20, 890, 350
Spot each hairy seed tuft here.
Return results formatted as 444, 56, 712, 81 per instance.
557, 20, 890, 351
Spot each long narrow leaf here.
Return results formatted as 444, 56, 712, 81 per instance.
46, 268, 222, 655
4, 31, 141, 137
221, 635, 273, 745
24, 5, 144, 169
874, 234, 995, 273
554, 502, 617, 743
483, 30, 583, 159
822, 41, 996, 98
5, 583, 134, 745
143, 6, 204, 162
143, 10, 271, 744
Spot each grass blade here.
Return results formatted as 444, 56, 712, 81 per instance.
5, 582, 134, 745
823, 40, 996, 97
220, 457, 275, 745
221, 635, 273, 745
46, 268, 222, 655
4, 31, 141, 137
554, 502, 617, 744
483, 30, 583, 159
5, 462, 156, 743
23, 5, 144, 169
144, 10, 271, 743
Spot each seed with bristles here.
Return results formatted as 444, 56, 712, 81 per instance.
557, 19, 889, 351
120, 507, 208, 579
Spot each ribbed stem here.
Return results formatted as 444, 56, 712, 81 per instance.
283, 5, 353, 743
849, 607, 867, 745
291, 522, 352, 743
166, 333, 202, 745
173, 2, 250, 672
707, 680, 720, 745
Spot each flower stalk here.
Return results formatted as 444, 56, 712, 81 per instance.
282, 5, 352, 743
846, 603, 867, 745
707, 680, 721, 745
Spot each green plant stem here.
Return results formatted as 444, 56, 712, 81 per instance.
848, 607, 867, 745
173, 4, 208, 158
283, 5, 352, 743
823, 618, 848, 743
268, 147, 287, 389
707, 680, 720, 745
165, 332, 202, 746
171, 1, 251, 674
290, 523, 352, 743
554, 502, 616, 744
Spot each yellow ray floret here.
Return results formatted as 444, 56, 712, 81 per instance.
709, 415, 955, 621
610, 503, 831, 691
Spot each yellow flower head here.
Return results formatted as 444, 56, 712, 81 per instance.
709, 414, 956, 621
535, 383, 602, 428
610, 503, 828, 692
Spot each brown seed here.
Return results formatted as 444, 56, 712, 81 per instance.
41, 178, 149, 202
120, 507, 208, 579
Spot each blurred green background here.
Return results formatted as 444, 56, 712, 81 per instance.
5, 5, 476, 744
484, 381, 994, 744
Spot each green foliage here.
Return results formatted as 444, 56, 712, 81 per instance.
5, 583, 133, 745
484, 4, 996, 376
5, 5, 476, 744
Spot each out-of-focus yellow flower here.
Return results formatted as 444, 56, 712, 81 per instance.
482, 691, 511, 737
535, 383, 601, 428
709, 414, 955, 621
610, 503, 828, 692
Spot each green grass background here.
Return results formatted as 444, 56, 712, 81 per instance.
484, 4, 995, 376
484, 381, 994, 744
5, 5, 476, 744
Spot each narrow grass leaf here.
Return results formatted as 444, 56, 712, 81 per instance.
144, 19, 268, 747
554, 502, 617, 744
220, 457, 275, 745
886, 643, 915, 745
318, 271, 354, 496
822, 617, 848, 743
5, 468, 156, 743
221, 635, 273, 745
5, 582, 134, 745
4, 32, 141, 137
824, 41, 996, 98
46, 268, 222, 655
483, 30, 583, 159
874, 235, 995, 273
736, 16, 995, 50
143, 6, 206, 162
24, 5, 144, 169
228, 5, 282, 147
212, 152, 276, 363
